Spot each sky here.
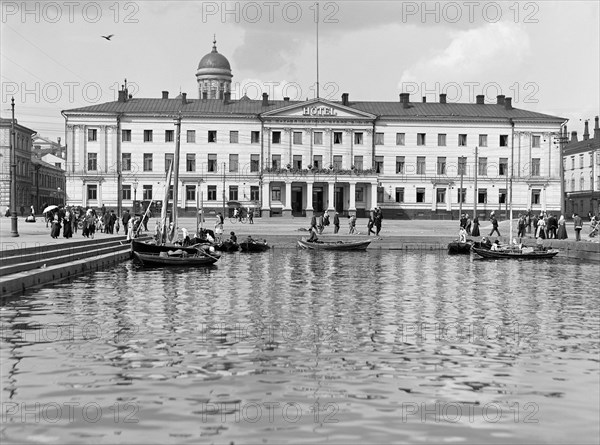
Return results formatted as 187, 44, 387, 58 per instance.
1, 1, 599, 142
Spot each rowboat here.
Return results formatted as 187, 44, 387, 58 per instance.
131, 239, 200, 255
297, 239, 371, 251
215, 240, 240, 252
133, 248, 220, 267
471, 246, 559, 259
447, 240, 473, 254
239, 240, 270, 252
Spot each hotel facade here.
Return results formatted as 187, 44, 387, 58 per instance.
62, 42, 567, 219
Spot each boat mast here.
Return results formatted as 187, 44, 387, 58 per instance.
473, 146, 478, 220
509, 119, 515, 244
171, 114, 182, 241
160, 161, 174, 244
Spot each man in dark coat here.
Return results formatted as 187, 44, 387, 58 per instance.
122, 210, 131, 229
573, 213, 583, 241
489, 212, 500, 237
333, 212, 340, 234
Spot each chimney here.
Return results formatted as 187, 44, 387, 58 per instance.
262, 92, 268, 106
504, 97, 513, 110
162, 91, 169, 99
496, 95, 505, 105
223, 91, 230, 104
583, 120, 590, 140
439, 93, 447, 104
422, 96, 426, 103
594, 116, 600, 140
202, 91, 207, 100
181, 93, 187, 104
341, 92, 349, 106
571, 131, 578, 142
283, 97, 290, 102
476, 94, 485, 104
563, 124, 568, 139
399, 93, 409, 103
117, 85, 128, 102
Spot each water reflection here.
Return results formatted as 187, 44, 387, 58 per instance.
1, 251, 598, 444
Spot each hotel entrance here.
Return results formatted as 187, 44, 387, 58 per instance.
292, 186, 303, 216
335, 186, 344, 213
313, 186, 324, 213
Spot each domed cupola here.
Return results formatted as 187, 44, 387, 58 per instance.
196, 37, 233, 100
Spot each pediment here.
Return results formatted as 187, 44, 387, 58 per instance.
261, 99, 376, 120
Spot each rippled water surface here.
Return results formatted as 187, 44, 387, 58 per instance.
1, 251, 599, 444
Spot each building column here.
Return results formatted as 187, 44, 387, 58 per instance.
306, 182, 313, 218
446, 185, 452, 212
283, 181, 292, 218
261, 180, 270, 217
327, 181, 335, 211
371, 182, 378, 210
349, 182, 356, 212
431, 185, 437, 212
542, 186, 547, 212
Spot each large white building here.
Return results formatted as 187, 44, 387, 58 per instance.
62, 41, 567, 219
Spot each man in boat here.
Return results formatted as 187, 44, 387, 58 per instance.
307, 223, 319, 242
229, 231, 237, 243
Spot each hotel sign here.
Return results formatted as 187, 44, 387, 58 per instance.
302, 106, 337, 116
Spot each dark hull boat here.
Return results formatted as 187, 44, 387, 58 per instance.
215, 240, 240, 252
130, 239, 200, 255
297, 239, 371, 251
239, 241, 270, 252
447, 240, 474, 254
133, 250, 220, 267
471, 246, 559, 259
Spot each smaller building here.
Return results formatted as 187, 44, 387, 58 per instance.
31, 155, 67, 212
563, 116, 600, 217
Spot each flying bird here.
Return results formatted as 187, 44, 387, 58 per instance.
101, 34, 114, 41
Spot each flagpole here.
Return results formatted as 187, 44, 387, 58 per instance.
316, 2, 319, 98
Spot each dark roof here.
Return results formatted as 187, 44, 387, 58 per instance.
63, 98, 566, 122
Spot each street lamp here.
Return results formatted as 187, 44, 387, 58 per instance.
10, 97, 18, 237
133, 178, 139, 213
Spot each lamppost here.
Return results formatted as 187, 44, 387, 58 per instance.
133, 178, 139, 213
10, 97, 18, 237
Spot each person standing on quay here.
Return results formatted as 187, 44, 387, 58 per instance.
557, 215, 568, 239
471, 216, 480, 237
489, 212, 500, 237
333, 212, 340, 234
374, 208, 382, 236
63, 207, 72, 239
248, 207, 254, 224
573, 213, 583, 241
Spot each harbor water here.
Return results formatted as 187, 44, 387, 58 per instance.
1, 250, 599, 444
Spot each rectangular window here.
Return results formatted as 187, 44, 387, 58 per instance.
396, 133, 405, 146
293, 131, 302, 144
207, 185, 217, 201
354, 155, 363, 171
87, 184, 97, 200
186, 153, 196, 172
531, 189, 541, 205
478, 157, 487, 176
165, 153, 173, 172
313, 155, 322, 169
55, 162, 61, 169
313, 131, 323, 145
478, 188, 487, 204
272, 131, 281, 144
333, 155, 343, 170
229, 186, 238, 201
375, 132, 384, 145
417, 156, 426, 175
87, 153, 97, 171
144, 130, 153, 142
122, 184, 131, 201
458, 134, 467, 146
436, 188, 446, 203
458, 157, 467, 175
207, 154, 217, 172
531, 158, 540, 176
499, 188, 507, 204
355, 187, 364, 202
165, 130, 174, 142
144, 153, 153, 172
395, 187, 404, 203
250, 186, 259, 201
88, 129, 97, 141
438, 134, 446, 146
417, 133, 426, 146
377, 186, 384, 203
416, 188, 425, 203
187, 130, 196, 143
229, 131, 238, 144
121, 129, 131, 142
354, 132, 363, 145
272, 154, 281, 170
334, 132, 343, 144
479, 134, 488, 147
532, 135, 540, 148
293, 155, 302, 170
375, 156, 384, 173
500, 135, 509, 147
437, 156, 446, 175
499, 158, 508, 176
122, 153, 131, 171
208, 130, 217, 143
579, 154, 584, 168
251, 154, 260, 172
457, 188, 466, 204
186, 185, 196, 201
142, 185, 152, 200
271, 186, 281, 201
570, 156, 575, 169
396, 156, 405, 174
251, 131, 260, 143
229, 154, 238, 172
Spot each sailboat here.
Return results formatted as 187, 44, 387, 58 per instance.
131, 115, 221, 266
472, 120, 559, 260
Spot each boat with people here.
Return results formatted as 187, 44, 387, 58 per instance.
133, 246, 221, 267
297, 238, 371, 251
239, 237, 270, 252
471, 244, 559, 260
447, 240, 474, 254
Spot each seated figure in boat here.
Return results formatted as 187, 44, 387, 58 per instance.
490, 240, 502, 251
458, 226, 467, 243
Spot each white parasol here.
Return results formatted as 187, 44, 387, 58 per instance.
42, 205, 58, 213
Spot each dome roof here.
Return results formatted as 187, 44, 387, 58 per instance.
198, 39, 231, 71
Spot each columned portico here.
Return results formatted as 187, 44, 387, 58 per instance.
306, 182, 313, 218
370, 182, 378, 210
283, 182, 292, 217
261, 180, 270, 217
349, 182, 356, 212
327, 182, 335, 211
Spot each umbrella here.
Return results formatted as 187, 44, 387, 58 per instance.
43, 205, 58, 214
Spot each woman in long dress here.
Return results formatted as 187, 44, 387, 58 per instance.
50, 214, 61, 239
471, 217, 480, 237
536, 215, 546, 239
556, 215, 568, 239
